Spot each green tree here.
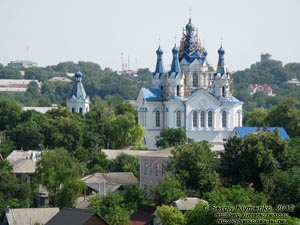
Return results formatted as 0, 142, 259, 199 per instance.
220, 136, 244, 186
171, 142, 220, 197
122, 186, 149, 212
88, 193, 131, 225
156, 205, 186, 225
11, 120, 44, 150
152, 175, 186, 206
266, 98, 300, 137
0, 160, 32, 214
107, 113, 144, 149
245, 108, 268, 126
155, 128, 187, 149
108, 153, 139, 177
0, 99, 22, 130
36, 148, 86, 207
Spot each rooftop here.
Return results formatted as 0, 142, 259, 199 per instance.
4, 208, 59, 225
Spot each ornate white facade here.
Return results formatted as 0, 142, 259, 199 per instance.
136, 19, 243, 149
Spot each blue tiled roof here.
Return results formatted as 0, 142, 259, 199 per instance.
235, 127, 290, 140
219, 96, 242, 103
142, 88, 164, 101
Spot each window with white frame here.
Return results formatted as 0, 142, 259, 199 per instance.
222, 111, 227, 128
192, 111, 197, 127
200, 111, 205, 127
208, 111, 213, 127
176, 111, 181, 127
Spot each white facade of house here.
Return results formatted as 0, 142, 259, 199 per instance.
136, 19, 243, 149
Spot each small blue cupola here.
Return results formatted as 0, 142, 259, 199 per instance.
170, 45, 181, 74
154, 45, 164, 74
216, 45, 226, 74
185, 18, 194, 35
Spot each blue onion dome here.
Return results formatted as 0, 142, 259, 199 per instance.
185, 18, 194, 32
172, 45, 180, 54
75, 70, 83, 78
218, 46, 225, 55
156, 46, 164, 55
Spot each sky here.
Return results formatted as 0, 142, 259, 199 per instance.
0, 0, 300, 72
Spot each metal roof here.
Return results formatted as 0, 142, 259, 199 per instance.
234, 127, 290, 140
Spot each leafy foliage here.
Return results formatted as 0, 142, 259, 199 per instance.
156, 205, 186, 225
152, 175, 186, 206
155, 128, 187, 149
171, 141, 220, 196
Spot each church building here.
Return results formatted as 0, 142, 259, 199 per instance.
136, 18, 243, 149
67, 71, 90, 115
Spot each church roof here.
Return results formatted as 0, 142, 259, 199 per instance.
234, 127, 290, 140
219, 96, 242, 103
179, 18, 206, 64
141, 88, 164, 101
68, 71, 89, 100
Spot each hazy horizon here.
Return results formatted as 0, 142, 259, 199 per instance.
1, 0, 300, 72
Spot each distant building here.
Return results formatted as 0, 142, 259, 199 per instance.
45, 208, 109, 225
136, 18, 243, 149
8, 60, 38, 69
139, 149, 172, 192
23, 104, 58, 114
81, 172, 138, 196
229, 127, 290, 140
131, 205, 156, 225
173, 197, 207, 212
261, 53, 272, 62
248, 84, 273, 96
0, 79, 41, 92
67, 71, 90, 115
1, 207, 59, 225
286, 78, 300, 86
48, 77, 72, 83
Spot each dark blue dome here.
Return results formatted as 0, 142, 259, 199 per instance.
156, 46, 164, 55
185, 18, 194, 32
75, 71, 83, 78
172, 45, 179, 54
218, 46, 225, 55
203, 48, 208, 56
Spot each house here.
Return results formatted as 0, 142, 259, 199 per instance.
139, 149, 172, 191
229, 127, 290, 140
0, 79, 41, 92
48, 77, 72, 83
286, 78, 300, 86
248, 84, 273, 96
136, 18, 243, 149
45, 208, 109, 225
81, 172, 138, 195
130, 205, 156, 225
173, 197, 207, 212
7, 60, 38, 69
23, 104, 58, 114
1, 207, 59, 225
6, 150, 40, 180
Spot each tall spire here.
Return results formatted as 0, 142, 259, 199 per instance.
154, 46, 164, 74
170, 45, 181, 73
216, 45, 226, 74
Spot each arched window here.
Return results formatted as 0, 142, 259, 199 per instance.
176, 111, 181, 127
208, 111, 213, 127
192, 111, 197, 127
193, 73, 198, 87
176, 85, 180, 96
222, 111, 227, 128
200, 111, 205, 127
79, 108, 83, 114
155, 110, 160, 127
222, 86, 225, 97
